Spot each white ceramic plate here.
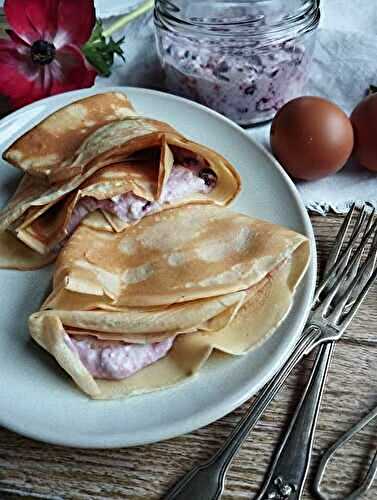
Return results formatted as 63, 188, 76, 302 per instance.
0, 87, 316, 448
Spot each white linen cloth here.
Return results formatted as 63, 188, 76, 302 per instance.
94, 0, 147, 18
96, 1, 377, 213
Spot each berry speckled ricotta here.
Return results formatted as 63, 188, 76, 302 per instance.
154, 2, 319, 124
65, 334, 174, 380
64, 161, 216, 244
161, 165, 212, 202
157, 38, 313, 125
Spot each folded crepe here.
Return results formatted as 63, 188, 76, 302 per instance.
29, 205, 310, 399
3, 91, 139, 177
0, 93, 240, 267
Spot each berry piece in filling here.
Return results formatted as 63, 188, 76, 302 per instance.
199, 168, 218, 187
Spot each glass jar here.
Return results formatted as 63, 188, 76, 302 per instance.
154, 0, 320, 125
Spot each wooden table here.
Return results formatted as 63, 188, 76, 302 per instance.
1, 213, 377, 500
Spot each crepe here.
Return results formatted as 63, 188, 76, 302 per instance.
3, 91, 139, 178
29, 205, 310, 399
51, 205, 308, 307
0, 93, 240, 265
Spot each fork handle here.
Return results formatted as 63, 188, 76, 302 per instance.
256, 342, 335, 500
163, 325, 322, 500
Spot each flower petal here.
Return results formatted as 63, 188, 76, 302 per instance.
0, 46, 45, 109
6, 29, 30, 49
55, 0, 95, 47
0, 37, 96, 110
0, 40, 38, 80
0, 37, 22, 51
4, 0, 59, 44
49, 44, 96, 95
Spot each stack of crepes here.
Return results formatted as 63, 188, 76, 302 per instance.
0, 91, 310, 400
0, 91, 240, 268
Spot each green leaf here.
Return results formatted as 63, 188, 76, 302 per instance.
82, 19, 125, 77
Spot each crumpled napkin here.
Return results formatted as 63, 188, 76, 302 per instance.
98, 1, 377, 214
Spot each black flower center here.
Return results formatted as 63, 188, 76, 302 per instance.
31, 40, 56, 65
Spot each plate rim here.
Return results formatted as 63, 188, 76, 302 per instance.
0, 86, 317, 448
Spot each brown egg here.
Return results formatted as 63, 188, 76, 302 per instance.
351, 93, 377, 171
270, 96, 354, 181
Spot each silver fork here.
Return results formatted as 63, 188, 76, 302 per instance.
256, 205, 377, 500
162, 205, 377, 500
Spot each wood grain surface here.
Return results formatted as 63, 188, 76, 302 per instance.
1, 212, 377, 500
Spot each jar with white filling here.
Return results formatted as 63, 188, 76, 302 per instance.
154, 0, 320, 125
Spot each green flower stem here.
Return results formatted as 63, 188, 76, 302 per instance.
0, 11, 8, 37
102, 0, 155, 37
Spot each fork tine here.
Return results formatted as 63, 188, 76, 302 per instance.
316, 208, 367, 302
314, 216, 377, 304
350, 207, 375, 270
339, 205, 367, 262
330, 207, 368, 291
366, 222, 377, 269
338, 264, 377, 332
322, 205, 365, 303
328, 233, 377, 325
337, 208, 376, 300
320, 242, 371, 322
322, 203, 355, 278
365, 207, 376, 232
317, 216, 377, 316
345, 214, 377, 305
315, 210, 377, 314
350, 205, 368, 240
336, 209, 377, 310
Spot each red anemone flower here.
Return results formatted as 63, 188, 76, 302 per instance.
0, 0, 97, 110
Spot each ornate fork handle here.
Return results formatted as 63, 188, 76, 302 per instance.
163, 325, 322, 500
256, 341, 335, 500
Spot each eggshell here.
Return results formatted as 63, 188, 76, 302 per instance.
351, 93, 377, 171
270, 96, 354, 181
